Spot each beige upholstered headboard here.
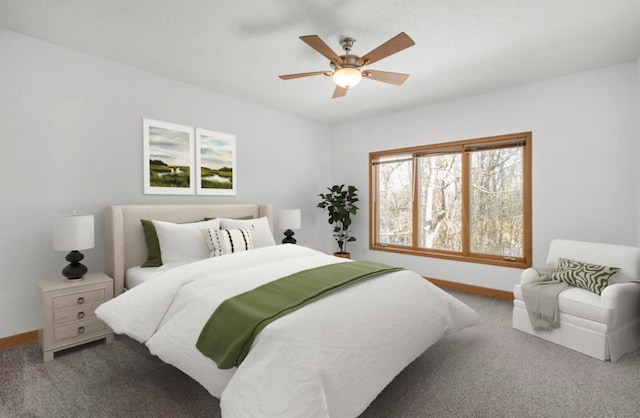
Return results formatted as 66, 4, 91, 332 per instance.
105, 204, 273, 295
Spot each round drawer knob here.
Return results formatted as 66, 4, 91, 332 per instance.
77, 311, 85, 319
78, 326, 85, 334
77, 297, 85, 304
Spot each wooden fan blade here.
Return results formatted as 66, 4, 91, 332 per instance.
332, 85, 348, 99
300, 35, 343, 65
279, 71, 326, 80
363, 70, 410, 86
358, 32, 415, 66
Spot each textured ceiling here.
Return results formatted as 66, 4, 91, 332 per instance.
1, 0, 640, 126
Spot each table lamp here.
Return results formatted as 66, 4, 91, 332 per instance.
278, 209, 301, 244
53, 214, 94, 280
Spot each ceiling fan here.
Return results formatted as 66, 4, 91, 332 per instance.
279, 32, 415, 98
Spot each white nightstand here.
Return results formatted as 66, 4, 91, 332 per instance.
38, 272, 114, 362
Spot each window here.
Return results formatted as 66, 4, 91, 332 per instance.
370, 132, 531, 268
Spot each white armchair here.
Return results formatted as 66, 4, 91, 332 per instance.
512, 239, 640, 361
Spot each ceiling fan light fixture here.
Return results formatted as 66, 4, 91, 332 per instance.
332, 67, 362, 89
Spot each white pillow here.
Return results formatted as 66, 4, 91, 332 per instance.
203, 227, 254, 257
152, 218, 221, 264
219, 217, 276, 248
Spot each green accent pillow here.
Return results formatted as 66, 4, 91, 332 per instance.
552, 258, 619, 295
140, 219, 162, 267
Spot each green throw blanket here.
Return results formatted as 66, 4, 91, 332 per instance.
196, 260, 403, 369
521, 268, 570, 330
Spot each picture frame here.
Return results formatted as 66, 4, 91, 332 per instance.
143, 118, 195, 195
195, 128, 237, 196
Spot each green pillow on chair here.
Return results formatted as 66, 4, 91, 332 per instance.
552, 258, 619, 295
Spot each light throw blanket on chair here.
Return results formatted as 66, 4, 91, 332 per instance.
521, 268, 570, 330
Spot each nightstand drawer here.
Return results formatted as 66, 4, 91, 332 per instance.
53, 301, 101, 325
54, 318, 107, 342
53, 288, 105, 310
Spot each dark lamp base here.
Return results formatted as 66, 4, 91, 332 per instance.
62, 250, 88, 280
282, 229, 297, 245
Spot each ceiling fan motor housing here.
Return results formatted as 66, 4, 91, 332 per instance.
339, 36, 356, 53
330, 54, 360, 71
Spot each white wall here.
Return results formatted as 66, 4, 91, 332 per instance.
0, 29, 333, 339
331, 63, 639, 291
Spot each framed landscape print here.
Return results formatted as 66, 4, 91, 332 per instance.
143, 118, 195, 195
195, 128, 237, 195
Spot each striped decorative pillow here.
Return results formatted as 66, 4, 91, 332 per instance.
552, 258, 619, 295
203, 227, 254, 257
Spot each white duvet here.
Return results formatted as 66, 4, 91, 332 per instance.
96, 245, 480, 417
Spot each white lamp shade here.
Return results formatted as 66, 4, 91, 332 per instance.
332, 67, 362, 89
278, 209, 301, 230
53, 214, 95, 251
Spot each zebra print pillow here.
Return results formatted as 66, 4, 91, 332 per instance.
552, 258, 619, 295
203, 227, 254, 258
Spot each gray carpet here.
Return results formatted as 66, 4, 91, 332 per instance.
2, 291, 640, 417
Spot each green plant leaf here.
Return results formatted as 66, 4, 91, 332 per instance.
317, 184, 359, 252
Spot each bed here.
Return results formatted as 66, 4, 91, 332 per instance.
97, 203, 480, 417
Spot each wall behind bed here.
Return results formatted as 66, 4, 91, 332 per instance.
0, 29, 332, 339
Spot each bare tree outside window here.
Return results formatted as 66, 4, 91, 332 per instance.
370, 132, 531, 268
418, 153, 462, 251
376, 156, 413, 246
469, 147, 523, 257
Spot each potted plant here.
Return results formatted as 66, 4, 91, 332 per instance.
317, 185, 359, 258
